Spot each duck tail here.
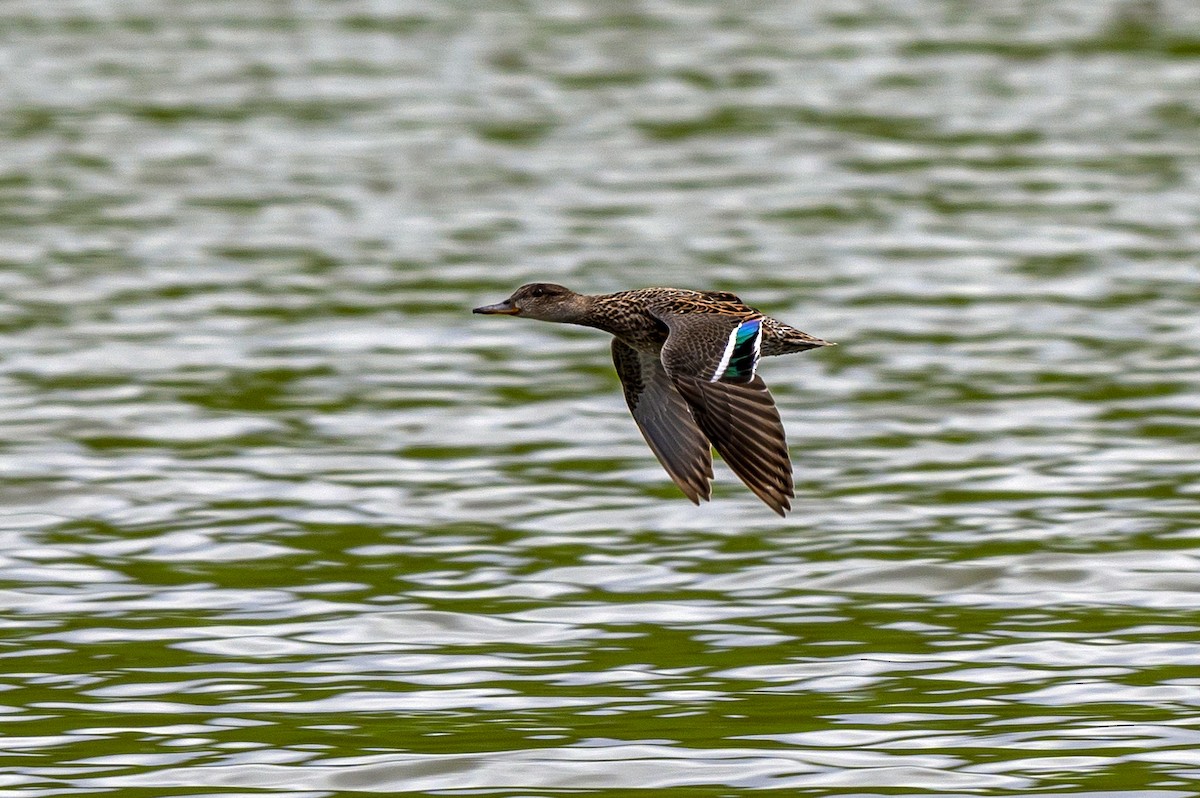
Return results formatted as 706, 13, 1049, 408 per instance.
761, 320, 835, 356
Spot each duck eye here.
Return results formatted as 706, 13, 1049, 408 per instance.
530, 287, 545, 297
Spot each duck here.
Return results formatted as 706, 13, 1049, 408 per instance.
474, 283, 833, 516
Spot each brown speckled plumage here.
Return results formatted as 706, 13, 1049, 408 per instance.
473, 284, 833, 516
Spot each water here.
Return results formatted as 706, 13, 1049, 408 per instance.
2, 0, 1200, 795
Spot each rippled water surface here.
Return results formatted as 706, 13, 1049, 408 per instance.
3, 1, 1200, 795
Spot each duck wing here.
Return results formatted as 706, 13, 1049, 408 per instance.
653, 312, 794, 516
611, 339, 714, 504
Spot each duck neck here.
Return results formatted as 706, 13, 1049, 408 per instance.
555, 292, 607, 330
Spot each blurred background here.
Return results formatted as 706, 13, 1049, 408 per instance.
2, 0, 1200, 794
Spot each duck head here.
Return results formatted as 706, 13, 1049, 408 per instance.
473, 283, 589, 323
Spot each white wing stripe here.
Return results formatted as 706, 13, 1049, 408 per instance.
710, 323, 742, 382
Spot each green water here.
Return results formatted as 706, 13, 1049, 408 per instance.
2, 0, 1200, 795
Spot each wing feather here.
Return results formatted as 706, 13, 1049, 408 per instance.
612, 339, 714, 504
651, 310, 794, 516
671, 374, 794, 516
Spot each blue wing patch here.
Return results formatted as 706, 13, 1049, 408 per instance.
712, 318, 762, 383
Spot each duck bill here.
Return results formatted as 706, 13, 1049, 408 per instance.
473, 300, 520, 315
